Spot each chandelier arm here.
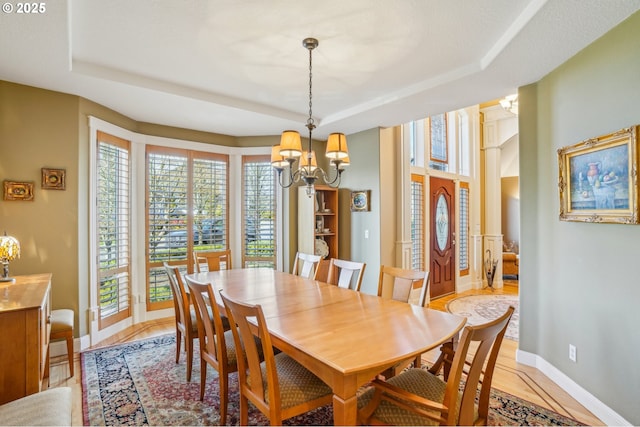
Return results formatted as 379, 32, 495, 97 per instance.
318, 165, 343, 187
276, 168, 295, 189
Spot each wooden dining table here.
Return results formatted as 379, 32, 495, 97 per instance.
186, 268, 466, 426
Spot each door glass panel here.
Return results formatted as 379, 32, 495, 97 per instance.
435, 194, 449, 251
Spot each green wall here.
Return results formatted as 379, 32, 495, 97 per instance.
337, 127, 383, 294
520, 10, 640, 424
0, 81, 81, 328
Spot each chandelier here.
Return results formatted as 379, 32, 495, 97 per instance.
271, 37, 349, 197
499, 94, 518, 115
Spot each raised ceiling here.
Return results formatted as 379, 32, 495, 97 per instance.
1, 0, 639, 139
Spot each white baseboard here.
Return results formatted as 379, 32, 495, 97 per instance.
49, 339, 77, 358
80, 334, 91, 351
49, 335, 91, 358
516, 349, 631, 426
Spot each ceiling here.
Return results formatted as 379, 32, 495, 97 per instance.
2, 0, 639, 139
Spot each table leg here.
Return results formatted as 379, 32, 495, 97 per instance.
332, 393, 358, 425
428, 333, 460, 381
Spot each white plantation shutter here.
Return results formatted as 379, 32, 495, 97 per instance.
242, 156, 276, 268
146, 146, 228, 310
96, 131, 131, 328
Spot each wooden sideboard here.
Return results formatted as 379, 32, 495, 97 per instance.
0, 274, 52, 404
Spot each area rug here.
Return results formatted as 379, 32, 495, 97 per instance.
446, 294, 519, 341
81, 334, 585, 426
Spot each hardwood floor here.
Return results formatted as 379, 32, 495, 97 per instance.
48, 282, 603, 426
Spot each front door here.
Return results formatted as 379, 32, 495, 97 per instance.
430, 177, 455, 299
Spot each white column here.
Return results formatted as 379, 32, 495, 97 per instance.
395, 125, 412, 268
482, 109, 505, 288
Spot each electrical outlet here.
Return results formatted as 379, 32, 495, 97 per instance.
569, 344, 577, 362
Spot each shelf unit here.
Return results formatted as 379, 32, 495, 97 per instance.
298, 185, 338, 279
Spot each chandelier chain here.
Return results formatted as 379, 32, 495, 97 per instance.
307, 44, 314, 129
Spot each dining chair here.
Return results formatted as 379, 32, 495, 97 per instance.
358, 306, 515, 426
184, 276, 238, 423
326, 258, 366, 291
291, 251, 321, 279
193, 249, 232, 272
220, 291, 333, 426
377, 265, 431, 375
377, 265, 430, 307
163, 262, 198, 382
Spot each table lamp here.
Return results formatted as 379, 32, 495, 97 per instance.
0, 234, 20, 282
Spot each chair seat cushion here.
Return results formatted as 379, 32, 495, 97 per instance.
258, 353, 332, 409
50, 309, 74, 333
0, 387, 72, 426
221, 329, 238, 365
358, 368, 473, 426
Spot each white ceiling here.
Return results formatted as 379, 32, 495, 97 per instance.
1, 0, 639, 139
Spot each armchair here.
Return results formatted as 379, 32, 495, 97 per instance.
502, 252, 519, 279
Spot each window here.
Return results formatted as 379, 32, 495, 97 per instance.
459, 182, 469, 275
410, 174, 425, 271
146, 146, 228, 311
96, 131, 131, 329
242, 156, 276, 268
408, 120, 425, 168
429, 113, 449, 171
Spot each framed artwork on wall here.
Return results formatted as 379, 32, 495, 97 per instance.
557, 125, 639, 224
3, 181, 35, 201
41, 168, 66, 190
350, 190, 370, 212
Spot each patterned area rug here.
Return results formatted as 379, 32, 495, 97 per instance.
81, 334, 583, 426
446, 294, 520, 341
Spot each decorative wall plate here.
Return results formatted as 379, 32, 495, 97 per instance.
350, 190, 370, 211
315, 238, 329, 258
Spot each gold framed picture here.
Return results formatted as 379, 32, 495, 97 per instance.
558, 125, 639, 223
42, 168, 66, 190
350, 190, 370, 212
4, 181, 35, 201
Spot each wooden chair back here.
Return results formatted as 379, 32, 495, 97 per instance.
164, 262, 189, 328
291, 252, 321, 279
326, 258, 366, 291
194, 249, 232, 272
359, 306, 515, 426
163, 262, 197, 381
220, 291, 332, 425
220, 292, 275, 420
444, 305, 514, 425
377, 265, 430, 307
184, 276, 237, 422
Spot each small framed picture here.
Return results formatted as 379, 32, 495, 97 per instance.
42, 168, 66, 190
350, 190, 370, 212
4, 181, 35, 201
